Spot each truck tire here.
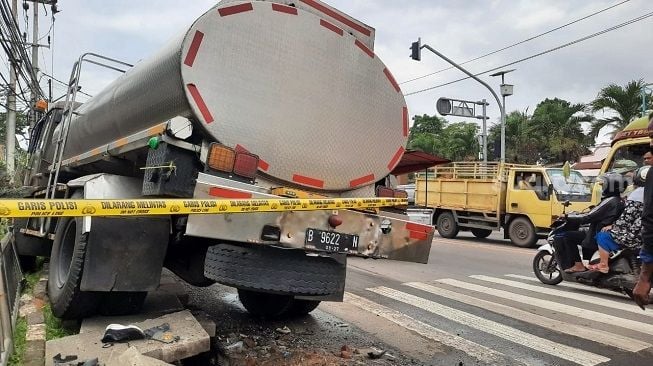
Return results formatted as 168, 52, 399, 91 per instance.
237, 289, 295, 318
508, 217, 537, 248
48, 216, 101, 319
287, 299, 321, 317
237, 289, 320, 318
204, 244, 346, 296
471, 228, 493, 239
436, 212, 459, 239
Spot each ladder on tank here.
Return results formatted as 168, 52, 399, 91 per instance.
44, 53, 133, 201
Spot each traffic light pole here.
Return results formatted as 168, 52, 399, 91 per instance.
413, 42, 506, 162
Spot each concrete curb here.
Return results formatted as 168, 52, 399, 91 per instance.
19, 263, 49, 366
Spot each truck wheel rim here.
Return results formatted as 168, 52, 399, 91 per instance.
56, 220, 76, 288
513, 223, 528, 239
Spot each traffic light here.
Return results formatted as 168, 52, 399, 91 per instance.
410, 38, 421, 61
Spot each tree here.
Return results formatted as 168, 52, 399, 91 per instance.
530, 98, 592, 163
488, 110, 542, 164
407, 114, 479, 161
0, 111, 30, 149
589, 79, 652, 138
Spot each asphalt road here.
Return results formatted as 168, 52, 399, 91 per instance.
187, 232, 653, 366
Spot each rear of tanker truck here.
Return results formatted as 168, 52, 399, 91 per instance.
14, 0, 434, 319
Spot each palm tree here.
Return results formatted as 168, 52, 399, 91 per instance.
530, 98, 592, 163
589, 79, 650, 139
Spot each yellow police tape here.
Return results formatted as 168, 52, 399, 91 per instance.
0, 197, 408, 218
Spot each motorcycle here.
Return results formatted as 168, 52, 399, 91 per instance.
532, 201, 640, 298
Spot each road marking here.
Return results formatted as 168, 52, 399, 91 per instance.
343, 292, 515, 365
405, 282, 651, 352
368, 286, 610, 366
505, 274, 630, 298
471, 275, 653, 318
432, 237, 534, 255
436, 278, 653, 336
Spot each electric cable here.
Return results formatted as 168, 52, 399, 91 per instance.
400, 0, 631, 85
404, 11, 653, 97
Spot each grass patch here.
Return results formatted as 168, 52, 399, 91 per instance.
7, 317, 27, 366
43, 303, 74, 341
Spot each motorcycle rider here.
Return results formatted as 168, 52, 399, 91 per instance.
553, 173, 626, 273
592, 166, 648, 273
634, 112, 653, 309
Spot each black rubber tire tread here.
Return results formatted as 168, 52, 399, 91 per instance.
470, 228, 493, 239
532, 250, 563, 285
237, 289, 294, 318
99, 292, 148, 316
205, 244, 345, 296
48, 216, 101, 319
287, 299, 321, 317
508, 217, 538, 248
436, 212, 459, 239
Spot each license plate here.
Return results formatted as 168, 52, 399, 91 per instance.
305, 228, 359, 253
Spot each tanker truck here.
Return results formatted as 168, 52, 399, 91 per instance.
13, 0, 434, 320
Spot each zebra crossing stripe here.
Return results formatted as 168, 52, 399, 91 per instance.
471, 275, 653, 318
343, 292, 516, 365
505, 274, 630, 298
436, 278, 653, 336
405, 282, 651, 352
368, 286, 610, 366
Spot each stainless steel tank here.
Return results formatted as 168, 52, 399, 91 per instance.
62, 1, 408, 191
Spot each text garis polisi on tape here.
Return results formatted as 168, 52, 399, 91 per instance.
0, 198, 408, 218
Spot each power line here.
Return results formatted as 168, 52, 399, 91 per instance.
400, 0, 631, 85
404, 11, 653, 97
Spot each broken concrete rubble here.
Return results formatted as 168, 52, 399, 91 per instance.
46, 310, 210, 365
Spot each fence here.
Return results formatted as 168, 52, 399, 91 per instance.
0, 232, 22, 366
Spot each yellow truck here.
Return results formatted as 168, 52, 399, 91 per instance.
596, 115, 651, 191
415, 162, 594, 247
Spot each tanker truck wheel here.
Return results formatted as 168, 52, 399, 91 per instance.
48, 216, 101, 319
237, 289, 320, 318
508, 217, 537, 248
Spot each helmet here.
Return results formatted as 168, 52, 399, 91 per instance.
634, 166, 650, 187
600, 173, 627, 197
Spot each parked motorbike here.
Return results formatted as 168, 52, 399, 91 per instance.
532, 201, 640, 298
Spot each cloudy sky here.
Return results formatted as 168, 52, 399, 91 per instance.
10, 0, 653, 143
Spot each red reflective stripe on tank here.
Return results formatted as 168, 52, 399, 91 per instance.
383, 68, 401, 93
292, 174, 324, 188
320, 19, 343, 36
272, 3, 298, 15
405, 222, 433, 233
183, 31, 204, 67
236, 144, 270, 171
403, 107, 409, 137
218, 3, 254, 17
387, 146, 405, 170
350, 174, 375, 188
300, 0, 371, 36
208, 187, 253, 199
186, 84, 214, 123
409, 231, 429, 240
355, 40, 374, 58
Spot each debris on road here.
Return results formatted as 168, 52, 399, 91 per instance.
275, 326, 292, 334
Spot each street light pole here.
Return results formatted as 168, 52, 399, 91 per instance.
417, 43, 506, 161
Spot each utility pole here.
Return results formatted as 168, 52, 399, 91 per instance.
6, 0, 18, 183
29, 0, 39, 129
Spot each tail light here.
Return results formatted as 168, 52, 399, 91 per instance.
207, 143, 235, 172
206, 143, 260, 182
233, 152, 259, 179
